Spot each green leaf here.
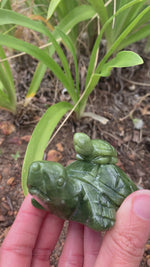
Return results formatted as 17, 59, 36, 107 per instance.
22, 101, 73, 196
0, 6, 95, 38
79, 73, 101, 116
118, 23, 150, 51
11, 151, 20, 160
55, 28, 79, 98
25, 62, 47, 105
88, 0, 111, 46
45, 29, 75, 95
0, 0, 11, 9
100, 51, 143, 77
89, 0, 108, 25
0, 34, 76, 101
96, 4, 150, 75
56, 5, 95, 34
86, 0, 146, 88
0, 45, 16, 111
111, 2, 147, 42
0, 90, 15, 113
0, 9, 50, 37
47, 0, 62, 20
0, 45, 14, 90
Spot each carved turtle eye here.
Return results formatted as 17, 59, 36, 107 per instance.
32, 162, 41, 172
57, 177, 64, 187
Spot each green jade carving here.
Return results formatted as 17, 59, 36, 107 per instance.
27, 133, 138, 231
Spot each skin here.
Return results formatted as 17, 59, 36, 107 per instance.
0, 189, 150, 267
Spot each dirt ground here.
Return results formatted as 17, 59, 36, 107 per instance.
0, 41, 150, 266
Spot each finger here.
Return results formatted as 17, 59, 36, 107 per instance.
0, 194, 64, 267
31, 213, 64, 267
83, 227, 102, 267
58, 222, 84, 267
0, 194, 47, 267
94, 189, 150, 267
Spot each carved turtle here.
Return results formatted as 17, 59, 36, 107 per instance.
27, 133, 138, 231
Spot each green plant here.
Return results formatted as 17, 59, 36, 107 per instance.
89, 0, 150, 51
0, 0, 11, 9
21, 1, 148, 195
11, 151, 20, 160
25, 0, 150, 108
1, 0, 150, 113
0, 5, 95, 112
0, 45, 16, 113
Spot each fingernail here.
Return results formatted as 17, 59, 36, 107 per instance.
133, 195, 150, 220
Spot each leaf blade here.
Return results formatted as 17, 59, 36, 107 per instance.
0, 34, 76, 101
22, 101, 73, 196
25, 62, 47, 105
47, 0, 62, 20
100, 51, 143, 77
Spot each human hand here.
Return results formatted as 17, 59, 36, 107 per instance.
0, 190, 150, 267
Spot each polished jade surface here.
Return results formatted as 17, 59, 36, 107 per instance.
27, 133, 138, 231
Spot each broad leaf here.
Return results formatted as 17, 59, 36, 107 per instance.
55, 5, 95, 34
100, 51, 143, 77
22, 101, 73, 196
96, 3, 150, 74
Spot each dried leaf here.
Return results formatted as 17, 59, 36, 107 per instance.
123, 134, 132, 143
116, 159, 125, 171
128, 153, 135, 161
0, 121, 16, 135
21, 135, 31, 143
0, 138, 4, 145
7, 177, 15, 185
8, 137, 21, 145
56, 143, 64, 152
47, 150, 62, 162
145, 244, 150, 251
132, 130, 141, 143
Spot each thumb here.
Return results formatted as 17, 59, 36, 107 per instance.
95, 189, 150, 267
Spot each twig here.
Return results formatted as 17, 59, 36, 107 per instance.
82, 112, 109, 125
105, 0, 113, 7
112, 0, 116, 29
119, 75, 150, 87
120, 93, 150, 121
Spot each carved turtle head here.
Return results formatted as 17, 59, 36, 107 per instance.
27, 161, 80, 218
27, 161, 68, 201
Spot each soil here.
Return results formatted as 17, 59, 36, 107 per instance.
0, 41, 150, 266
